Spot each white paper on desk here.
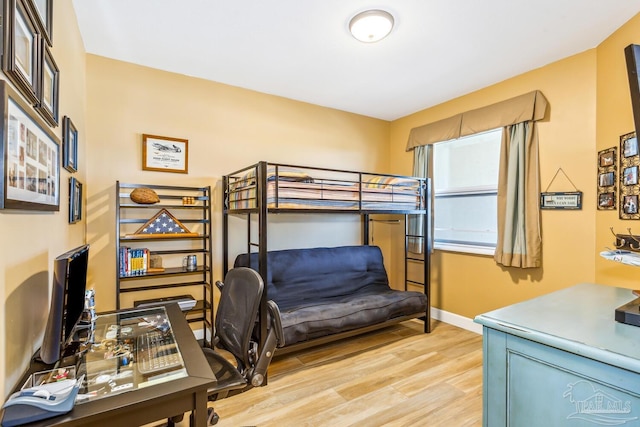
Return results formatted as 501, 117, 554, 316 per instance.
600, 250, 640, 266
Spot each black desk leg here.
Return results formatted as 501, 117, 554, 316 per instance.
191, 390, 208, 427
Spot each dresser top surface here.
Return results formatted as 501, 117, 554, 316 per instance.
475, 283, 640, 365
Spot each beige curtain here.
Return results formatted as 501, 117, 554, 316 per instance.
494, 122, 541, 267
406, 90, 548, 268
406, 90, 548, 151
408, 145, 430, 253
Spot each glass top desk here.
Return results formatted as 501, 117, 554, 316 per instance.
3, 303, 216, 427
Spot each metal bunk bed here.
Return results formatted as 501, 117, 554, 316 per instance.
221, 161, 432, 355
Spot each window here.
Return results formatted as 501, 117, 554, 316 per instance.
433, 128, 502, 254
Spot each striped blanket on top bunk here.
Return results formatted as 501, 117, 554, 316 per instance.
226, 164, 425, 211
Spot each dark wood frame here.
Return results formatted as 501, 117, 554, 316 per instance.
62, 116, 78, 172
2, 0, 41, 105
35, 42, 59, 126
27, 0, 53, 46
69, 176, 82, 223
0, 80, 60, 210
142, 134, 189, 174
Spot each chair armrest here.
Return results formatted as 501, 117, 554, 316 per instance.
248, 301, 285, 387
266, 300, 284, 348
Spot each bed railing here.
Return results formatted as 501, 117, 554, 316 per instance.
224, 161, 427, 214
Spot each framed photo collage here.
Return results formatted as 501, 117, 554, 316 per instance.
599, 131, 640, 219
0, 0, 83, 222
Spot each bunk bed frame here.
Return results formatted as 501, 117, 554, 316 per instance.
221, 161, 432, 355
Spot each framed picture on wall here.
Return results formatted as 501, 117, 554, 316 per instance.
69, 176, 82, 223
35, 43, 59, 127
623, 195, 639, 215
597, 146, 616, 210
622, 132, 639, 158
599, 192, 615, 209
599, 171, 615, 187
599, 149, 615, 167
619, 132, 640, 219
2, 0, 41, 106
142, 134, 189, 174
0, 80, 60, 210
63, 116, 78, 172
623, 166, 639, 186
28, 0, 53, 46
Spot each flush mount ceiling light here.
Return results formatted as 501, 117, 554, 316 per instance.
349, 9, 394, 43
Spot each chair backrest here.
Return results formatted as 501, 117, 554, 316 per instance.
215, 267, 264, 372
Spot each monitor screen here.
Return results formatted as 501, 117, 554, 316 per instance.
39, 244, 89, 364
625, 44, 640, 137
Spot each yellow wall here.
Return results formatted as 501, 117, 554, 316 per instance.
389, 51, 598, 318
84, 55, 391, 312
1, 0, 87, 398
595, 13, 640, 287
3, 3, 640, 402
387, 12, 640, 318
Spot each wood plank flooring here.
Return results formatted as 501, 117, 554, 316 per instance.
204, 320, 483, 427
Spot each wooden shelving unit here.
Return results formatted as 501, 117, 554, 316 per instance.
115, 181, 213, 346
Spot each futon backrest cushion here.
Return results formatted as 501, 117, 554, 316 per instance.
234, 246, 390, 310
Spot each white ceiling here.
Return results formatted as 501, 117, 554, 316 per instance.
72, 0, 640, 121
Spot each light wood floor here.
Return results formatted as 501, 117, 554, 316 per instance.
203, 320, 483, 427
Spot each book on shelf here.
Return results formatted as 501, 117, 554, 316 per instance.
119, 247, 153, 277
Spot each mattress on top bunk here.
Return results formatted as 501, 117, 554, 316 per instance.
226, 166, 424, 211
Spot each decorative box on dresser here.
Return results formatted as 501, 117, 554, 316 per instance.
474, 283, 640, 427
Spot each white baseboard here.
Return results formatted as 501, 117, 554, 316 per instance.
432, 307, 483, 334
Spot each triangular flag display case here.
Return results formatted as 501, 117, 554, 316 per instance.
115, 182, 213, 347
129, 208, 198, 238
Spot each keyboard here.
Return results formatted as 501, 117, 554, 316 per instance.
136, 330, 182, 375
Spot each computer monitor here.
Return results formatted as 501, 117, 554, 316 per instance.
39, 244, 90, 364
626, 44, 640, 138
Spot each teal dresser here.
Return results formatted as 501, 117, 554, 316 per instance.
474, 283, 640, 426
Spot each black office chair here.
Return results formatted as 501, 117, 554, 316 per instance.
198, 267, 284, 426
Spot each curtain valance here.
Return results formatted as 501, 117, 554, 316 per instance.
406, 90, 548, 151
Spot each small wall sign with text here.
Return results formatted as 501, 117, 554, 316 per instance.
540, 192, 582, 210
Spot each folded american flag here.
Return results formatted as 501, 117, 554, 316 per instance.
138, 209, 191, 234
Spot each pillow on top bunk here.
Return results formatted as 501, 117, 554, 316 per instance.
363, 176, 420, 190
265, 166, 313, 182
229, 165, 313, 190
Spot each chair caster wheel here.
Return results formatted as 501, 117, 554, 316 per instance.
207, 407, 220, 425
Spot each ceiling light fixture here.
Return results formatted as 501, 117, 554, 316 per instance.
349, 9, 394, 43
